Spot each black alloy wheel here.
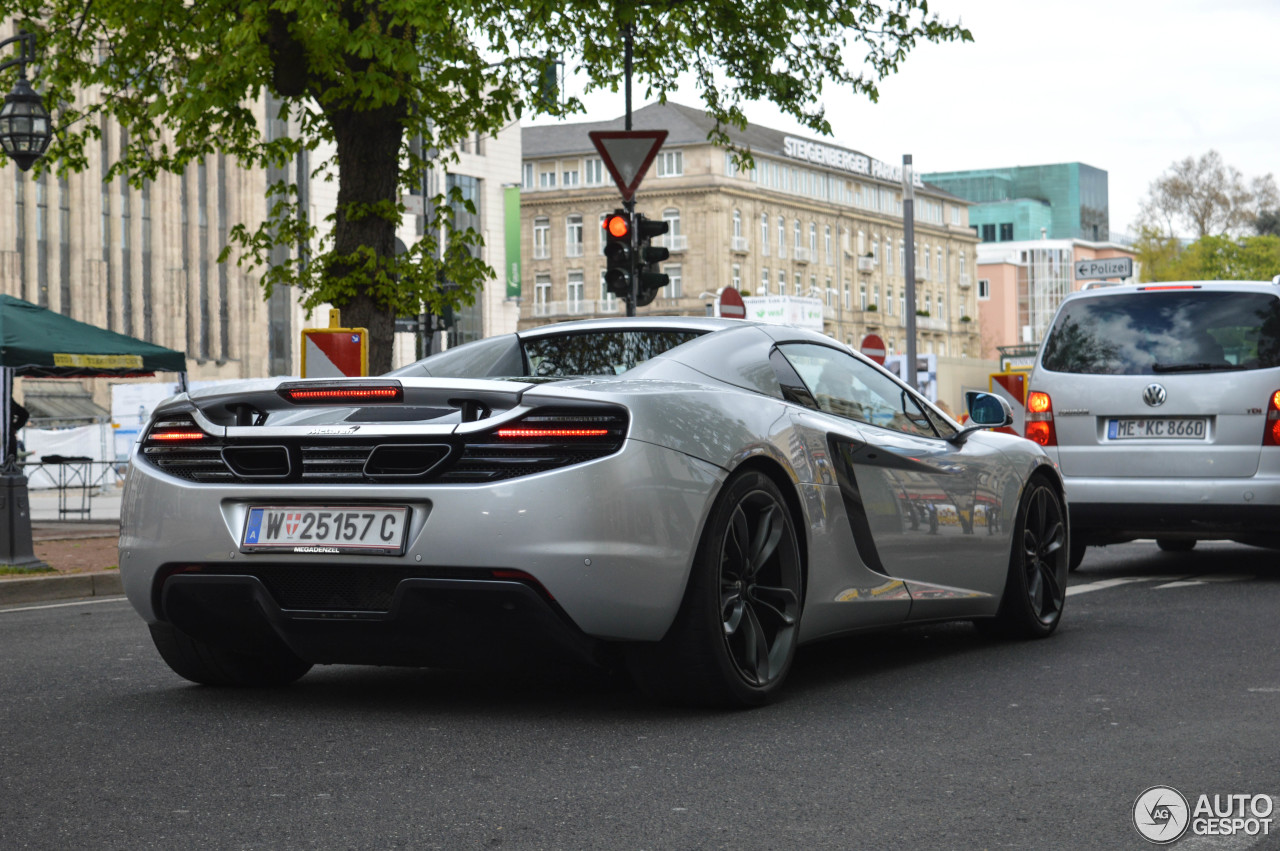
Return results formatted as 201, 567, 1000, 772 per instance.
978, 478, 1068, 639
626, 470, 804, 707
717, 484, 802, 688
1020, 483, 1068, 628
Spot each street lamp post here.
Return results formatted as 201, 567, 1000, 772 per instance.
0, 29, 49, 568
0, 30, 52, 172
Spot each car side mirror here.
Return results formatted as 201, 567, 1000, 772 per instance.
965, 391, 1014, 428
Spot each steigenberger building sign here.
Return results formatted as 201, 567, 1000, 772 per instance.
782, 137, 924, 187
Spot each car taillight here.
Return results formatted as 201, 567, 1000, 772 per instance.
1264, 391, 1280, 446
277, 382, 403, 404
495, 427, 611, 439
144, 416, 208, 442
1025, 391, 1056, 446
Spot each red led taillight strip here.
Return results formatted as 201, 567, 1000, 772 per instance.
495, 428, 611, 439
283, 386, 401, 402
148, 430, 207, 441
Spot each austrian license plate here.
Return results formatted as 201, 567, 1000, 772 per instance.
241, 506, 410, 555
1106, 417, 1208, 440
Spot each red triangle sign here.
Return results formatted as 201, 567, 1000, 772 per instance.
589, 130, 668, 201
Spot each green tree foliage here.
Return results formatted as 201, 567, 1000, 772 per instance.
1137, 229, 1280, 283
5, 0, 969, 371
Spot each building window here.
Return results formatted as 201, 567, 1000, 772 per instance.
562, 166, 580, 187
598, 212, 608, 254
937, 249, 944, 281
844, 279, 851, 310
733, 209, 742, 238
981, 223, 996, 242
539, 168, 556, 189
724, 152, 738, 177
872, 240, 879, 266
777, 216, 786, 259
663, 208, 681, 248
938, 292, 946, 320
794, 273, 802, 297
999, 222, 1014, 241
657, 150, 683, 177
825, 277, 835, 306
923, 246, 930, 278
761, 212, 770, 257
761, 268, 770, 296
978, 279, 990, 300
584, 158, 604, 185
599, 270, 616, 310
886, 238, 894, 274
793, 219, 802, 251
809, 222, 817, 258
951, 205, 962, 226
666, 263, 683, 298
565, 214, 583, 257
886, 287, 894, 315
859, 282, 867, 311
567, 270, 584, 312
523, 162, 535, 189
824, 226, 833, 264
899, 288, 906, 317
960, 253, 967, 277
534, 273, 551, 312
732, 264, 741, 291
533, 217, 550, 259
778, 269, 786, 296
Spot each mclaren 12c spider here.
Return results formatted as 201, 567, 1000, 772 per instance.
120, 317, 1070, 706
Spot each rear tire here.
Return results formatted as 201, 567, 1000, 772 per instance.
149, 622, 312, 687
626, 470, 803, 707
1156, 538, 1196, 553
977, 478, 1068, 639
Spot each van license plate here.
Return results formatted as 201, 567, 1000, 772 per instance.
1106, 418, 1207, 440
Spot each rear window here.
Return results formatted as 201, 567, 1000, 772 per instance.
1040, 290, 1280, 375
522, 330, 705, 377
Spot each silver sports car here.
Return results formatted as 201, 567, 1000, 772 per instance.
120, 317, 1069, 706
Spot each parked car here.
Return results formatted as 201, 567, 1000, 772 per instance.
120, 317, 1068, 706
1025, 280, 1280, 569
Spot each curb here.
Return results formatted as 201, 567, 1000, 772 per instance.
0, 571, 124, 606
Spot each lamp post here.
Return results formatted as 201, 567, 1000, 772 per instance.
0, 30, 52, 172
0, 31, 50, 567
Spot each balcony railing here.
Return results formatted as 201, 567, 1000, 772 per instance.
794, 247, 811, 263
731, 236, 750, 252
958, 273, 971, 289
658, 234, 688, 252
916, 316, 947, 332
565, 244, 584, 258
857, 256, 874, 273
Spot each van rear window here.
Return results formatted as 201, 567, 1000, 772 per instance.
1040, 290, 1280, 375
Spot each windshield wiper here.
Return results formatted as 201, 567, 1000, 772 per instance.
1151, 362, 1244, 373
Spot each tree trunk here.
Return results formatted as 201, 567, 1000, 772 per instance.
327, 103, 406, 375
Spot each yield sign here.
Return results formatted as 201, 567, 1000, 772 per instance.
589, 130, 668, 201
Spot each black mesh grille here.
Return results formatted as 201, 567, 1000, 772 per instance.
141, 407, 628, 485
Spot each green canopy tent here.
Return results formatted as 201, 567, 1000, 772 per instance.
1, 294, 187, 567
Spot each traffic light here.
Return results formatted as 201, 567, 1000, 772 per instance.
602, 210, 634, 300
635, 213, 670, 307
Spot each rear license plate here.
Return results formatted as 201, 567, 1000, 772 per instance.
241, 506, 409, 555
1106, 417, 1208, 440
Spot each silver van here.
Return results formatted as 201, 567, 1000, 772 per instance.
1025, 280, 1280, 569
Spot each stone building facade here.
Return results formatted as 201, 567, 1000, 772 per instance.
520, 102, 982, 358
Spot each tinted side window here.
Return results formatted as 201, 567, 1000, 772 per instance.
1042, 291, 1280, 375
779, 343, 939, 437
522, 330, 704, 376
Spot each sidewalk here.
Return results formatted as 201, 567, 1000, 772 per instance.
0, 487, 124, 606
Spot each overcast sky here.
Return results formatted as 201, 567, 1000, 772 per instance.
534, 0, 1278, 239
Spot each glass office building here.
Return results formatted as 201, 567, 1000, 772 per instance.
924, 163, 1109, 244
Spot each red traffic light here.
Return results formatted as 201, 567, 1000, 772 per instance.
604, 214, 630, 239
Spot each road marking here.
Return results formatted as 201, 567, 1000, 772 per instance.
0, 596, 128, 615
1067, 574, 1252, 596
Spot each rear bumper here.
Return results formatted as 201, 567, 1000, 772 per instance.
1064, 475, 1280, 543
160, 573, 605, 671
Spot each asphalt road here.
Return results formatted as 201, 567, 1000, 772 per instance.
1, 540, 1277, 850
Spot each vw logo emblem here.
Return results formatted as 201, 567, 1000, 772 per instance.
1143, 383, 1167, 407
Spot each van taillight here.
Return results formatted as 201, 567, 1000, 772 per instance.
1264, 391, 1280, 446
1025, 391, 1056, 446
